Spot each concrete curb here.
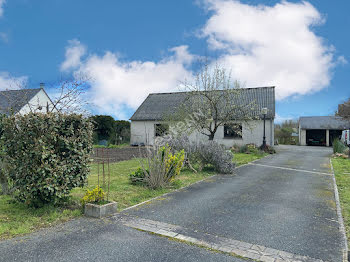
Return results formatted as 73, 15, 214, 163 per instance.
122, 215, 327, 262
330, 158, 348, 262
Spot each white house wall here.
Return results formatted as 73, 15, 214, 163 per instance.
19, 89, 55, 114
131, 119, 274, 148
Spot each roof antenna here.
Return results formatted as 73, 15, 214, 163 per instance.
40, 83, 45, 89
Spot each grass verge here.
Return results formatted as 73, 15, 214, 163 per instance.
0, 196, 80, 240
0, 152, 268, 240
233, 152, 268, 166
332, 157, 350, 241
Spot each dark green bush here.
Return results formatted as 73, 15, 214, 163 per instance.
1, 113, 93, 206
239, 145, 248, 153
333, 138, 346, 154
129, 167, 147, 185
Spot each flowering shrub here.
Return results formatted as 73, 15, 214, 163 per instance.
196, 141, 235, 174
137, 144, 185, 189
167, 135, 235, 174
81, 186, 105, 205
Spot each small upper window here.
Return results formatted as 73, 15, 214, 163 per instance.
224, 124, 242, 139
155, 123, 169, 137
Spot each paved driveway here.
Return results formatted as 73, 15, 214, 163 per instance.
0, 145, 345, 262
122, 145, 345, 261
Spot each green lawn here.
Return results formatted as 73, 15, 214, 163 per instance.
0, 152, 267, 240
233, 152, 268, 166
71, 158, 216, 211
332, 157, 350, 241
93, 143, 130, 149
0, 196, 81, 240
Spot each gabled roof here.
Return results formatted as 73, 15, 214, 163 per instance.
0, 88, 42, 115
130, 86, 275, 121
299, 116, 350, 130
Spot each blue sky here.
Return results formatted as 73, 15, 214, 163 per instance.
0, 0, 349, 122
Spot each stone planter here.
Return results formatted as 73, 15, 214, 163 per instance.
84, 201, 117, 218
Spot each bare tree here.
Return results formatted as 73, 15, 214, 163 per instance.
169, 63, 258, 140
337, 98, 350, 119
48, 75, 91, 115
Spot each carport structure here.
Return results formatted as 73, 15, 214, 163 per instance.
299, 116, 350, 146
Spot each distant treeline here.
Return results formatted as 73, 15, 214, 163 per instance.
90, 115, 130, 145
274, 120, 299, 145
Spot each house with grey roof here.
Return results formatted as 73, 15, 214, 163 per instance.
0, 87, 55, 115
299, 116, 350, 146
130, 86, 275, 148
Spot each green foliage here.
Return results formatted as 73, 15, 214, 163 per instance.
90, 115, 116, 143
333, 138, 346, 154
129, 167, 147, 185
93, 143, 129, 149
1, 113, 93, 207
274, 120, 298, 145
167, 136, 235, 174
90, 115, 130, 145
81, 186, 105, 205
115, 120, 130, 143
139, 145, 185, 189
239, 144, 248, 153
332, 157, 350, 241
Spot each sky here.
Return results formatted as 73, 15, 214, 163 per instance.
0, 0, 349, 122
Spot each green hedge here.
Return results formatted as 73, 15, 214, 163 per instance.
1, 113, 93, 206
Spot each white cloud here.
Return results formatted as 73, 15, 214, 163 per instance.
63, 43, 194, 119
275, 114, 295, 124
60, 39, 86, 72
0, 0, 5, 17
0, 32, 8, 43
201, 0, 335, 100
337, 56, 348, 65
0, 72, 28, 90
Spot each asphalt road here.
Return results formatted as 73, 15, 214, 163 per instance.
0, 217, 245, 262
123, 145, 344, 261
0, 145, 344, 261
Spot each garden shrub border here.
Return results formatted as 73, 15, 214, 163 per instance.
1, 113, 93, 207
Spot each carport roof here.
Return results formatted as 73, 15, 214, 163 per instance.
299, 116, 350, 130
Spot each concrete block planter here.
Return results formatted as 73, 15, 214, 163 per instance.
84, 201, 117, 218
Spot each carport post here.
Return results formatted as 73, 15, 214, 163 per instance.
326, 129, 330, 147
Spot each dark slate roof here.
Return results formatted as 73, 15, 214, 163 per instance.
299, 116, 350, 130
0, 88, 42, 114
130, 86, 275, 121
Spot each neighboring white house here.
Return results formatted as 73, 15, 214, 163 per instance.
130, 87, 275, 148
0, 87, 55, 115
299, 116, 350, 147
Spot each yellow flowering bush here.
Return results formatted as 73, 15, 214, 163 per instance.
165, 149, 185, 181
81, 186, 105, 205
136, 144, 185, 189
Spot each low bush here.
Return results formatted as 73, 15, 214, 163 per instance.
1, 113, 93, 207
129, 167, 147, 185
167, 136, 235, 174
81, 186, 105, 205
239, 145, 248, 153
137, 144, 185, 189
260, 145, 276, 154
333, 138, 346, 154
196, 141, 235, 174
